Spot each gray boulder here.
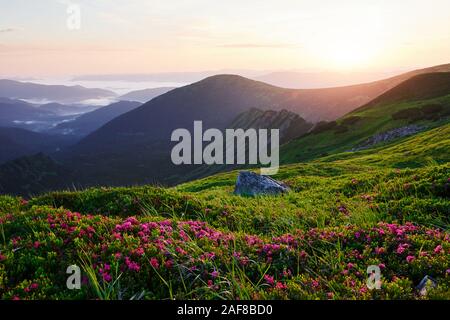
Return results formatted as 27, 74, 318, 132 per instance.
234, 171, 289, 196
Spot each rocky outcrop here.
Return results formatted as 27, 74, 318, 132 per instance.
234, 171, 289, 196
352, 125, 423, 151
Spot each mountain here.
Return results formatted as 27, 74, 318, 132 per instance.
172, 108, 313, 184
119, 87, 176, 103
0, 127, 77, 164
37, 102, 101, 116
0, 97, 77, 131
281, 72, 450, 164
228, 108, 313, 144
254, 70, 401, 89
49, 101, 142, 137
0, 79, 116, 103
0, 153, 74, 196
58, 66, 450, 187
0, 97, 55, 123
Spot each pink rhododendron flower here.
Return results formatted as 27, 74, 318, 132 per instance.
150, 257, 159, 269
102, 273, 112, 282
275, 282, 287, 290
434, 245, 443, 254
165, 259, 174, 269
264, 275, 275, 285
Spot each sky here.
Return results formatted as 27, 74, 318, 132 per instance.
0, 0, 450, 78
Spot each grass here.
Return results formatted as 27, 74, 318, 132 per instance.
0, 97, 449, 300
0, 118, 449, 300
281, 94, 450, 163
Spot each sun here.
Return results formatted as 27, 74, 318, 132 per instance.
304, 5, 385, 70
325, 37, 378, 69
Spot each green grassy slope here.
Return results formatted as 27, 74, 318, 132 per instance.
1, 73, 449, 300
1, 119, 448, 300
281, 73, 450, 164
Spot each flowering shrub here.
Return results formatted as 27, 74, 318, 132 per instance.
0, 205, 448, 300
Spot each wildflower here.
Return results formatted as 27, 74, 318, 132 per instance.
434, 245, 443, 254
275, 282, 287, 290
0, 253, 6, 261
347, 262, 355, 269
379, 263, 386, 269
150, 257, 159, 269
299, 250, 307, 259
211, 270, 219, 278
33, 241, 41, 249
264, 274, 275, 286
134, 247, 145, 256
327, 292, 334, 299
396, 243, 408, 254
165, 259, 174, 269
406, 255, 415, 263
102, 273, 112, 282
125, 257, 140, 272
375, 247, 385, 255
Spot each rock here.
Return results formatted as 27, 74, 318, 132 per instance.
416, 275, 437, 296
351, 125, 423, 152
234, 171, 289, 196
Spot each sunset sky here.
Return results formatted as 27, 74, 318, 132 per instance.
1, 0, 450, 77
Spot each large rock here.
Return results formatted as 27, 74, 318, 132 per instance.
234, 171, 289, 196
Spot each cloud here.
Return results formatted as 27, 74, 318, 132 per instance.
217, 43, 301, 49
0, 28, 17, 33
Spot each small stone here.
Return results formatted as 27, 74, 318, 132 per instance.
234, 171, 289, 196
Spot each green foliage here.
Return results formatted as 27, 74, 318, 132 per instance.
1, 93, 449, 300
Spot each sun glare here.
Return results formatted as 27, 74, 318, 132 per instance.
304, 5, 385, 70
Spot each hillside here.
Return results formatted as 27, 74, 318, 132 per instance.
49, 101, 142, 137
0, 79, 116, 104
171, 109, 313, 184
0, 98, 77, 131
119, 87, 176, 103
0, 127, 76, 164
0, 153, 74, 196
1, 120, 448, 299
55, 71, 450, 187
281, 73, 450, 164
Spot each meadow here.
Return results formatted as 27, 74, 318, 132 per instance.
0, 123, 448, 300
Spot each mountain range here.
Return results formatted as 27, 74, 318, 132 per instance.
1, 63, 450, 194
0, 79, 116, 103
119, 87, 176, 103
49, 101, 142, 137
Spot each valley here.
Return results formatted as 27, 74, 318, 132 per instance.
0, 65, 449, 301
